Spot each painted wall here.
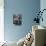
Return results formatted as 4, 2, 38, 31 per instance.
40, 0, 46, 27
40, 0, 46, 26
4, 0, 40, 42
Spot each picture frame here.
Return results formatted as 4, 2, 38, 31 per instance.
13, 14, 22, 25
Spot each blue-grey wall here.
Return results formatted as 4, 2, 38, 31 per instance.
4, 0, 40, 42
40, 0, 46, 27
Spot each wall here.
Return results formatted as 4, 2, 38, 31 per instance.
40, 0, 46, 26
4, 0, 40, 42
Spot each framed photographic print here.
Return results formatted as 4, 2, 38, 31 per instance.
13, 14, 22, 25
